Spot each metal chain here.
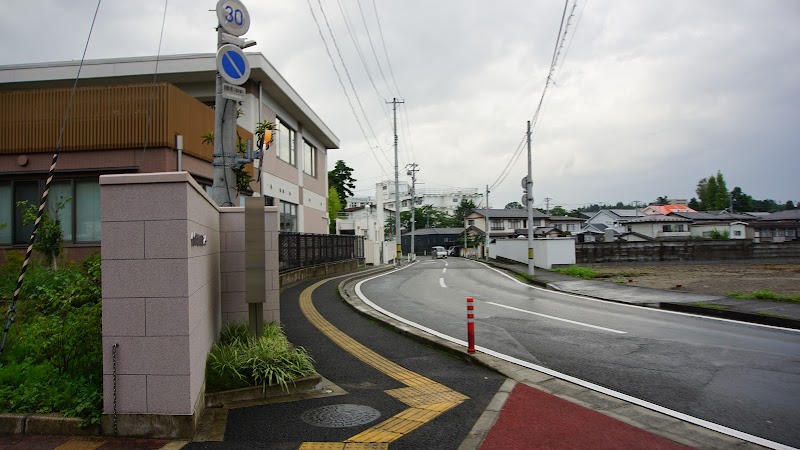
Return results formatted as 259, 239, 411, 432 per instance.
112, 343, 119, 435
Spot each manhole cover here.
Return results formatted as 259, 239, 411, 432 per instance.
301, 404, 381, 428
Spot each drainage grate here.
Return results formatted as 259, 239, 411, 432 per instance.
301, 404, 381, 428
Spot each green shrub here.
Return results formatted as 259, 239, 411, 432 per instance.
206, 323, 315, 393
0, 254, 102, 426
551, 265, 598, 279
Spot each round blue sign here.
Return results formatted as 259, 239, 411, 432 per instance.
216, 44, 251, 85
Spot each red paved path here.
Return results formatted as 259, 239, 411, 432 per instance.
479, 383, 692, 450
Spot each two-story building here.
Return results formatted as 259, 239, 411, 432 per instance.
464, 208, 549, 238
0, 53, 338, 261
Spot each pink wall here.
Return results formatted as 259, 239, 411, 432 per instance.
100, 172, 278, 437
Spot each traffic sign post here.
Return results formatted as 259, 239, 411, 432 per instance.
217, 44, 251, 86
216, 0, 250, 36
211, 0, 253, 209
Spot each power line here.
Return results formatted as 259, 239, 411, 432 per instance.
306, 0, 390, 176
357, 0, 393, 98
488, 0, 578, 192
371, 0, 403, 98
334, 0, 391, 125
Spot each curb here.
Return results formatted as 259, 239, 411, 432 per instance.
660, 302, 800, 330
205, 374, 324, 408
0, 413, 100, 436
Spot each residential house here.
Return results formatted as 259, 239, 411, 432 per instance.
752, 210, 800, 243
548, 216, 585, 234
669, 211, 755, 240
624, 215, 692, 240
581, 209, 644, 235
464, 208, 549, 238
0, 54, 339, 262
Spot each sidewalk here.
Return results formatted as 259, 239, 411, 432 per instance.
486, 260, 800, 329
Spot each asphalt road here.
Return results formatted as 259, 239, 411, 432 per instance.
187, 276, 506, 449
358, 258, 800, 448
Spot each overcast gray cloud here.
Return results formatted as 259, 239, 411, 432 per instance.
2, 0, 798, 209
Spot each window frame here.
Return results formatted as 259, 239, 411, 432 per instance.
303, 140, 317, 177
276, 117, 297, 166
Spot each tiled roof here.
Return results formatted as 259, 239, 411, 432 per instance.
645, 205, 696, 214
760, 209, 800, 221
468, 208, 549, 218
626, 215, 692, 223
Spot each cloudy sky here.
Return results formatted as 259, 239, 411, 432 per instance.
2, 0, 798, 210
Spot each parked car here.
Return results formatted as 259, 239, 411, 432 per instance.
431, 246, 448, 259
447, 246, 461, 256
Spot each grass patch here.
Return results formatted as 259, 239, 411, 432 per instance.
756, 311, 793, 319
691, 302, 728, 310
205, 323, 316, 393
725, 290, 800, 304
551, 265, 598, 280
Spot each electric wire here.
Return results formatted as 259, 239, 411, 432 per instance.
306, 0, 390, 176
556, 0, 589, 76
488, 0, 577, 192
1, 0, 103, 354
335, 0, 391, 125
356, 0, 393, 98
371, 0, 403, 98
142, 0, 170, 156
316, 0, 388, 160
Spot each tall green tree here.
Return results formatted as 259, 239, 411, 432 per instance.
730, 187, 752, 212
453, 199, 477, 225
327, 186, 343, 234
504, 202, 523, 209
696, 171, 729, 210
327, 160, 356, 205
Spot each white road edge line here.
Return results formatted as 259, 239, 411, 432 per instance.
439, 278, 447, 288
443, 268, 447, 274
354, 270, 794, 450
473, 259, 800, 334
486, 301, 626, 334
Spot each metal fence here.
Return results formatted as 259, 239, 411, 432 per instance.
279, 232, 364, 272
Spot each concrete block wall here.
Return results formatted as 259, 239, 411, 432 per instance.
219, 207, 280, 325
100, 172, 279, 438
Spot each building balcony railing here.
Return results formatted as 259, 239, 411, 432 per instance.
0, 83, 252, 161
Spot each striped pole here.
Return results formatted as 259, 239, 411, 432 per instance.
1, 152, 59, 353
467, 297, 476, 354
0, 0, 101, 355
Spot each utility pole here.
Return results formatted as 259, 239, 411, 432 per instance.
407, 163, 419, 261
544, 197, 552, 215
387, 98, 404, 266
485, 185, 490, 261
526, 121, 534, 276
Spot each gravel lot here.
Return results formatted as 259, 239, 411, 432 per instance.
584, 263, 800, 296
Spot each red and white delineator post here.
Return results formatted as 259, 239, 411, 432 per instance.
467, 297, 476, 354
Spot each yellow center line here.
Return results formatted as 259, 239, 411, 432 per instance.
298, 278, 469, 449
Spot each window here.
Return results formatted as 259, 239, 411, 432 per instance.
566, 223, 576, 231
279, 201, 297, 232
0, 178, 101, 245
662, 224, 686, 233
734, 230, 742, 237
452, 198, 459, 203
303, 140, 317, 177
276, 117, 296, 166
467, 219, 475, 226
490, 219, 503, 231
533, 219, 542, 227
508, 220, 521, 229
786, 228, 797, 238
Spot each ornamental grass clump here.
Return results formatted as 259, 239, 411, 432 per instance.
205, 323, 315, 393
